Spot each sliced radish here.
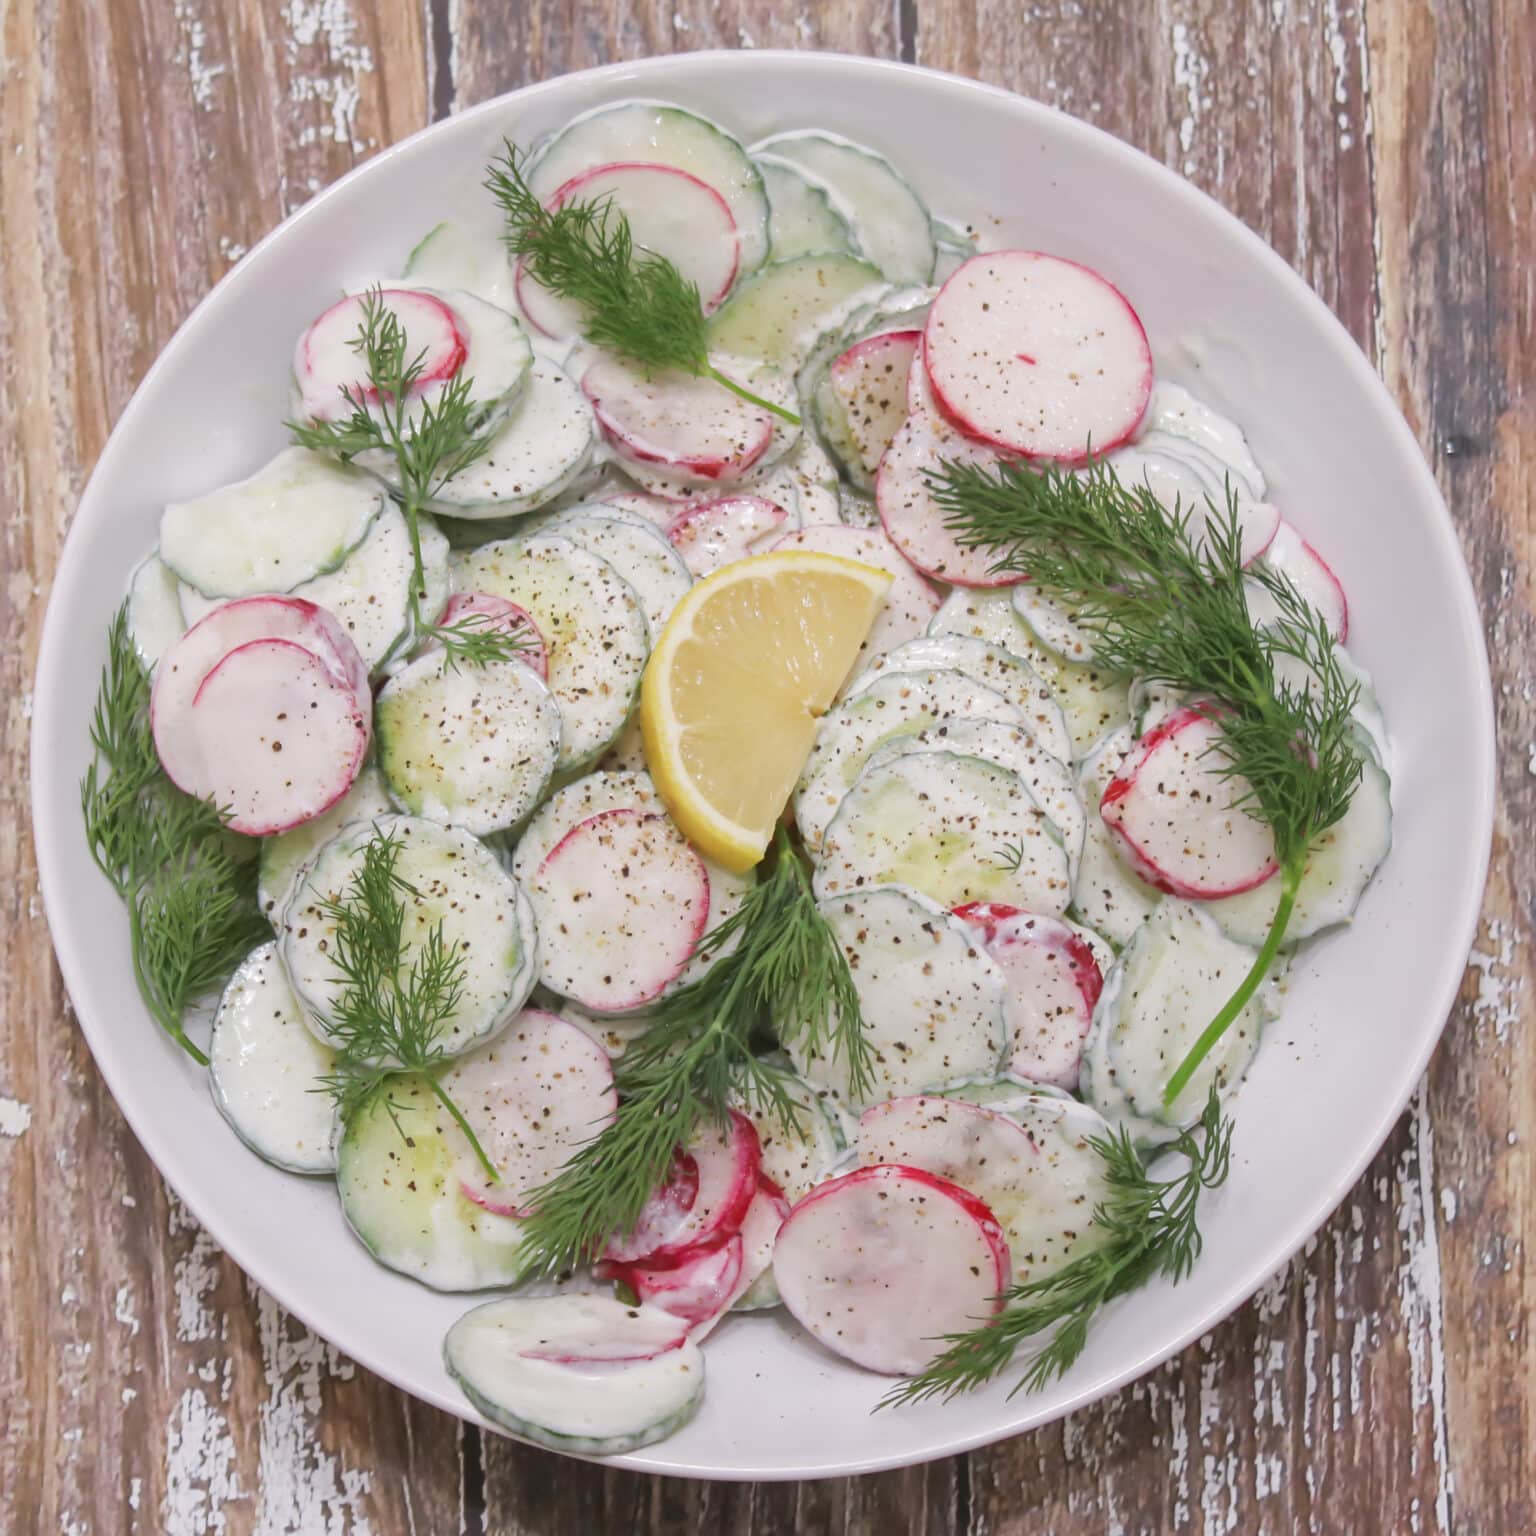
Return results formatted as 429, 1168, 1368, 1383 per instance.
1236, 501, 1281, 566
952, 903, 1104, 1088
582, 354, 774, 482
876, 356, 1021, 588
441, 1009, 618, 1218
513, 1294, 692, 1364
296, 288, 467, 422
1259, 518, 1349, 641
153, 635, 369, 835
823, 329, 921, 479
603, 1235, 744, 1330
518, 162, 741, 340
603, 1150, 701, 1265
604, 1111, 760, 1266
667, 495, 789, 576
432, 592, 548, 679
772, 1163, 1010, 1375
534, 808, 710, 1013
771, 522, 940, 666
923, 251, 1152, 461
1100, 706, 1280, 899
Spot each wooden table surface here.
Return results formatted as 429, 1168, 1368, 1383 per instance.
2, 1, 1531, 1531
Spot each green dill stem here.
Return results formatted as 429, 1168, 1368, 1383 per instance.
705, 364, 800, 425
426, 1072, 500, 1185
1162, 862, 1300, 1106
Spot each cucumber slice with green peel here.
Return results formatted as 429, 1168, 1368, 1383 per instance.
407, 358, 595, 518
795, 887, 1008, 1110
541, 508, 693, 640
942, 1071, 1067, 1115
452, 534, 649, 771
162, 447, 383, 600
731, 1057, 849, 1207
376, 649, 561, 836
839, 485, 879, 528
1202, 744, 1391, 948
257, 760, 396, 925
814, 751, 1073, 915
444, 1295, 706, 1454
793, 666, 1027, 856
404, 220, 519, 313
926, 588, 1131, 756
337, 1074, 526, 1289
126, 553, 185, 671
282, 814, 538, 1059
755, 153, 857, 262
209, 942, 339, 1175
859, 720, 1085, 881
706, 255, 885, 368
1082, 898, 1273, 1138
845, 632, 1072, 765
1012, 584, 1101, 666
1070, 726, 1162, 947
528, 99, 770, 274
750, 130, 936, 284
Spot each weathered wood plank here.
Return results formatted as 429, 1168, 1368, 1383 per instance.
1371, 1, 1536, 1532
0, 1, 463, 1531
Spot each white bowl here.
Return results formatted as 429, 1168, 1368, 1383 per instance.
31, 51, 1494, 1479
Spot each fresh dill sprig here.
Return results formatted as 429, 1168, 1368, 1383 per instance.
993, 839, 1025, 873
512, 826, 867, 1278
80, 608, 268, 1063
312, 829, 501, 1182
289, 288, 528, 667
882, 1086, 1234, 1407
485, 144, 799, 426
931, 459, 1364, 1104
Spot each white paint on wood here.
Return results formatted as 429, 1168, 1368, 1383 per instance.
0, 1096, 32, 1135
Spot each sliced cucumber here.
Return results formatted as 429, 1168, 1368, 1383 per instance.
793, 666, 1026, 855
541, 507, 693, 641
755, 153, 857, 262
838, 485, 879, 528
444, 1295, 706, 1454
943, 1071, 1064, 1116
927, 589, 1131, 757
845, 632, 1072, 765
747, 431, 843, 529
1138, 381, 1266, 500
529, 99, 770, 274
413, 357, 596, 518
706, 254, 885, 368
453, 534, 649, 770
337, 1074, 525, 1289
126, 553, 185, 671
1081, 898, 1272, 1136
815, 750, 1072, 915
796, 887, 1007, 1109
404, 220, 519, 314
257, 760, 396, 925
1012, 584, 1099, 666
750, 130, 936, 284
282, 814, 537, 1058
376, 650, 561, 836
162, 447, 383, 600
731, 1056, 849, 1207
1203, 744, 1391, 947
859, 721, 1085, 881
209, 942, 339, 1175
1071, 726, 1161, 947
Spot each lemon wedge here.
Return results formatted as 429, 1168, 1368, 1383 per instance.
641, 551, 893, 872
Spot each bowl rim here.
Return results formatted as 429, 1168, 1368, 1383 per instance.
30, 48, 1495, 1480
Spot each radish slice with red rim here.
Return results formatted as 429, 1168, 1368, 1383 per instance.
603, 1149, 701, 1265
818, 328, 922, 482
1256, 518, 1349, 641
1100, 706, 1280, 899
923, 251, 1153, 461
582, 355, 775, 482
155, 634, 370, 835
296, 288, 467, 422
518, 162, 742, 339
667, 495, 788, 576
603, 1235, 745, 1330
533, 808, 711, 1013
442, 1008, 618, 1218
512, 1294, 692, 1364
772, 1162, 1010, 1375
432, 592, 548, 678
952, 903, 1104, 1089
